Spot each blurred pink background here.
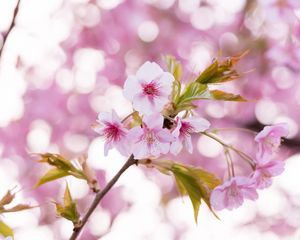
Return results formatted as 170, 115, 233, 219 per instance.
1, 0, 300, 239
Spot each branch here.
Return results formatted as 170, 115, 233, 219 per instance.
0, 0, 21, 59
69, 154, 137, 240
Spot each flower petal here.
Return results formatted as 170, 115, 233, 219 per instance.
184, 135, 193, 153
136, 61, 163, 83
123, 75, 142, 101
187, 117, 211, 132
170, 139, 183, 155
143, 114, 164, 129
98, 111, 112, 123
132, 94, 155, 115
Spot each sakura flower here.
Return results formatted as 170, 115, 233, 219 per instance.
123, 61, 174, 115
170, 117, 210, 155
251, 160, 285, 189
93, 110, 129, 156
210, 177, 258, 211
128, 114, 175, 159
255, 123, 288, 163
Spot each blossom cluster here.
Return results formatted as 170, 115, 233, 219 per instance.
94, 60, 289, 212
210, 123, 289, 210
94, 61, 210, 159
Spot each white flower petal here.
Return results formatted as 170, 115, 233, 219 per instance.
184, 135, 193, 153
123, 75, 142, 101
98, 111, 112, 123
156, 128, 175, 142
188, 117, 211, 132
136, 61, 163, 83
153, 95, 169, 113
132, 141, 149, 159
170, 139, 183, 155
143, 114, 164, 129
104, 141, 112, 156
158, 72, 174, 95
133, 94, 155, 115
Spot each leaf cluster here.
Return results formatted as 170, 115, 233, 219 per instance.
35, 153, 99, 192
164, 52, 248, 116
54, 184, 80, 225
0, 189, 34, 239
152, 160, 221, 223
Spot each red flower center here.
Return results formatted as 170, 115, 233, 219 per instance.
104, 123, 124, 142
180, 122, 194, 137
142, 81, 160, 97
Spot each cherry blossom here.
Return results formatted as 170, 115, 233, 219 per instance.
93, 110, 130, 156
255, 123, 289, 163
123, 61, 174, 115
128, 114, 175, 159
251, 160, 285, 189
210, 177, 258, 211
170, 116, 210, 155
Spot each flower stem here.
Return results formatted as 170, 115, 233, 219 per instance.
121, 111, 137, 123
0, 0, 21, 59
69, 154, 137, 240
224, 147, 235, 178
201, 132, 256, 170
210, 127, 257, 135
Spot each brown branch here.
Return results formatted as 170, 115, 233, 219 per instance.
69, 154, 137, 240
0, 0, 21, 59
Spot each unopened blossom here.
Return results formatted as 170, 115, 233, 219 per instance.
128, 114, 175, 159
210, 177, 258, 211
251, 160, 285, 189
170, 117, 210, 155
255, 123, 288, 163
123, 61, 174, 115
93, 110, 129, 156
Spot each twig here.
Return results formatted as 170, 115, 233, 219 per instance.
0, 0, 21, 59
69, 154, 137, 240
201, 131, 256, 170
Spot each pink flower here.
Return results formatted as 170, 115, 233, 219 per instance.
210, 177, 258, 211
128, 114, 175, 159
255, 123, 288, 163
170, 117, 210, 155
94, 110, 129, 156
123, 61, 174, 115
251, 160, 285, 189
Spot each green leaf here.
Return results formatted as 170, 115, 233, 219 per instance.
209, 90, 247, 102
172, 165, 202, 222
196, 51, 248, 84
64, 184, 73, 206
170, 163, 222, 223
196, 60, 219, 84
38, 153, 76, 171
1, 204, 34, 213
172, 79, 181, 103
55, 184, 80, 225
164, 55, 182, 82
164, 55, 182, 103
0, 220, 13, 239
175, 82, 208, 113
0, 190, 15, 207
35, 168, 69, 188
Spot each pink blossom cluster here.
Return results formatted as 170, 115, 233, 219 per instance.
94, 61, 210, 159
210, 123, 289, 211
